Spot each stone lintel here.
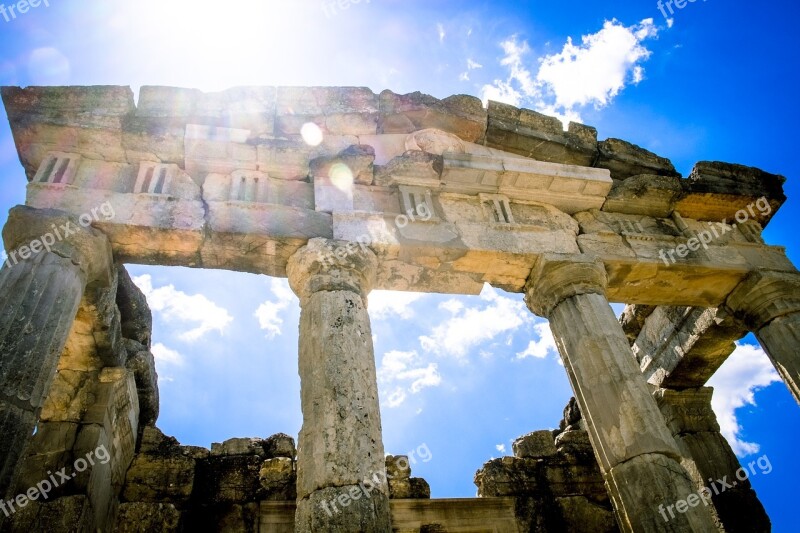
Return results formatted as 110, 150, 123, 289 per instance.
634, 306, 747, 389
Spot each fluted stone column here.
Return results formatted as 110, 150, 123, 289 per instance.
0, 206, 113, 498
656, 387, 770, 532
287, 238, 391, 532
726, 270, 800, 404
524, 256, 716, 533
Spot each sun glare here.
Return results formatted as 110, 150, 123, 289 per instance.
113, 1, 323, 89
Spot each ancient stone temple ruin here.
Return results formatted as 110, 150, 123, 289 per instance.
0, 85, 796, 532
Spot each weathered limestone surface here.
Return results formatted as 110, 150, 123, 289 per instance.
4, 495, 96, 532
115, 502, 183, 533
656, 388, 771, 532
524, 257, 716, 532
604, 453, 710, 533
385, 456, 430, 500
117, 428, 300, 530
117, 265, 152, 347
4, 85, 793, 304
378, 91, 487, 142
475, 423, 616, 532
1, 84, 797, 532
484, 101, 598, 167
512, 430, 558, 459
287, 239, 390, 532
676, 161, 786, 225
122, 427, 200, 505
10, 367, 139, 532
0, 206, 112, 499
632, 306, 747, 389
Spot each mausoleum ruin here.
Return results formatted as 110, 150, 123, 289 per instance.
0, 85, 796, 532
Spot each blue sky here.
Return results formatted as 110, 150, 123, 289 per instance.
1, 0, 798, 529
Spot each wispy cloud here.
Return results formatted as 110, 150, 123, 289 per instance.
516, 322, 558, 360
460, 58, 484, 81
369, 290, 426, 320
378, 350, 442, 408
152, 342, 184, 366
708, 343, 782, 456
134, 274, 233, 342
420, 284, 531, 359
480, 18, 660, 125
437, 22, 446, 43
254, 278, 297, 339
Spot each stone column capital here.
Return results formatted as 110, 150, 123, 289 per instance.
725, 269, 800, 330
3, 205, 114, 287
287, 237, 378, 302
654, 387, 719, 435
524, 255, 608, 318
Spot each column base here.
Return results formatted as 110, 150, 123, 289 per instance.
604, 453, 716, 533
295, 485, 391, 533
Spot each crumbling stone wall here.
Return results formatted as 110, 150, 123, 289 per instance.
116, 430, 298, 532
475, 399, 618, 533
2, 265, 154, 532
114, 431, 432, 532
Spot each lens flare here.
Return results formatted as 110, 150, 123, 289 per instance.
329, 163, 354, 192
301, 122, 324, 147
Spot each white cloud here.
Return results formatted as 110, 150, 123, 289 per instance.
437, 23, 446, 43
420, 284, 531, 359
368, 290, 426, 320
152, 342, 184, 366
254, 278, 297, 339
516, 322, 558, 360
480, 80, 522, 107
440, 299, 464, 315
460, 58, 484, 81
480, 19, 660, 125
708, 343, 782, 456
496, 443, 507, 454
378, 350, 442, 408
134, 275, 233, 342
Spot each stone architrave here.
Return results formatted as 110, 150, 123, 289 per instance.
524, 255, 717, 533
725, 270, 800, 404
287, 238, 391, 533
0, 206, 113, 498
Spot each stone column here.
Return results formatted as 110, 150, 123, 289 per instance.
656, 387, 770, 532
524, 256, 716, 533
726, 270, 800, 404
287, 238, 391, 532
0, 206, 113, 498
